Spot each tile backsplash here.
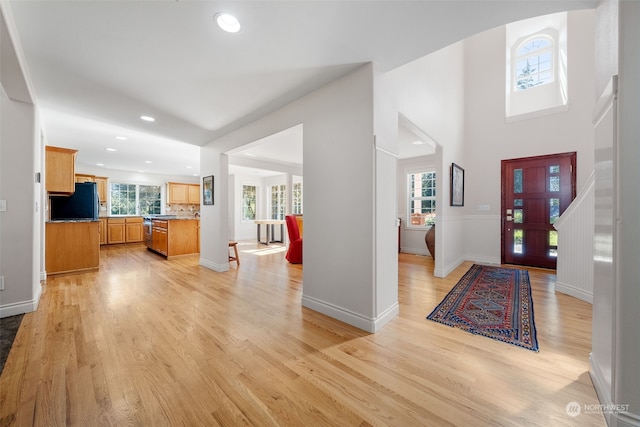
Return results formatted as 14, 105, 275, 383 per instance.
166, 203, 200, 217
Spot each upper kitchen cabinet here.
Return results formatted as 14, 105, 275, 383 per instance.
188, 184, 200, 204
75, 174, 108, 202
46, 146, 77, 194
95, 176, 108, 202
75, 174, 95, 183
168, 182, 200, 204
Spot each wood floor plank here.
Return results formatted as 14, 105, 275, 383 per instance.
0, 243, 606, 426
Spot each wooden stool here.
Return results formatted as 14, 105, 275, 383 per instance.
228, 241, 240, 266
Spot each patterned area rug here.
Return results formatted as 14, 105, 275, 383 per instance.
0, 314, 24, 375
427, 264, 539, 352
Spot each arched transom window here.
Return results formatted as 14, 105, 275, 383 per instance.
515, 37, 554, 91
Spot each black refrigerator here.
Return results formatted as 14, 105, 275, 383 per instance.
50, 182, 99, 220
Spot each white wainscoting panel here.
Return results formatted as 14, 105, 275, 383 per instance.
553, 172, 595, 303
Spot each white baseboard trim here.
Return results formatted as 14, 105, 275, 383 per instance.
435, 256, 466, 278
40, 271, 47, 281
0, 283, 41, 318
555, 281, 593, 304
401, 247, 430, 256
615, 412, 640, 427
464, 255, 501, 266
589, 355, 640, 426
199, 257, 229, 272
302, 295, 399, 333
590, 353, 613, 422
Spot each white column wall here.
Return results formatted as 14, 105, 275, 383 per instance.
387, 41, 467, 277
200, 65, 400, 332
0, 4, 41, 318
614, 0, 640, 422
373, 65, 399, 325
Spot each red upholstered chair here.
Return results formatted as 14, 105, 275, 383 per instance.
285, 215, 303, 264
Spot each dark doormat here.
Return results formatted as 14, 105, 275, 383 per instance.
0, 314, 24, 375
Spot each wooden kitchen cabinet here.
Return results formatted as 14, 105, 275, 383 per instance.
75, 174, 108, 202
95, 176, 108, 203
107, 218, 125, 244
149, 219, 198, 258
46, 146, 77, 194
167, 182, 200, 204
188, 184, 200, 204
125, 217, 143, 243
107, 217, 143, 244
99, 218, 107, 245
167, 182, 189, 204
46, 221, 99, 275
152, 220, 168, 256
75, 174, 95, 183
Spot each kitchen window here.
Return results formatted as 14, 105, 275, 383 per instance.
110, 183, 161, 216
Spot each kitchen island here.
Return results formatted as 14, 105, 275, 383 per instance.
147, 218, 199, 258
46, 220, 100, 275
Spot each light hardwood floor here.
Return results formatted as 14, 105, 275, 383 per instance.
0, 243, 605, 426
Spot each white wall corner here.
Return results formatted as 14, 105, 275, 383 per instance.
302, 295, 391, 334
372, 302, 400, 332
0, 284, 40, 318
199, 257, 229, 273
591, 351, 640, 426
435, 256, 467, 278
555, 281, 593, 304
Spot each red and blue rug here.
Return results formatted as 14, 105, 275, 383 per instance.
427, 264, 539, 352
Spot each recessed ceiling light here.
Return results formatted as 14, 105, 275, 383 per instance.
145, 160, 152, 164
96, 163, 104, 166
244, 152, 256, 157
140, 115, 155, 122
186, 166, 193, 169
105, 147, 117, 152
115, 136, 127, 140
412, 140, 426, 145
215, 12, 241, 33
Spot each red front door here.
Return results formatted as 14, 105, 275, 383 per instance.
501, 153, 576, 269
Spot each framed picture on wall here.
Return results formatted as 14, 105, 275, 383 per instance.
203, 175, 214, 205
450, 163, 464, 206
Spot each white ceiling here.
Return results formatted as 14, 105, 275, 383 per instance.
7, 0, 595, 177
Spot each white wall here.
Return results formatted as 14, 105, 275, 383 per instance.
201, 64, 399, 332
590, 0, 640, 424
387, 42, 466, 277
0, 4, 41, 318
615, 1, 640, 420
0, 89, 41, 317
462, 10, 596, 266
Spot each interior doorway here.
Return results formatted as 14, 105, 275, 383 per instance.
501, 152, 576, 269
